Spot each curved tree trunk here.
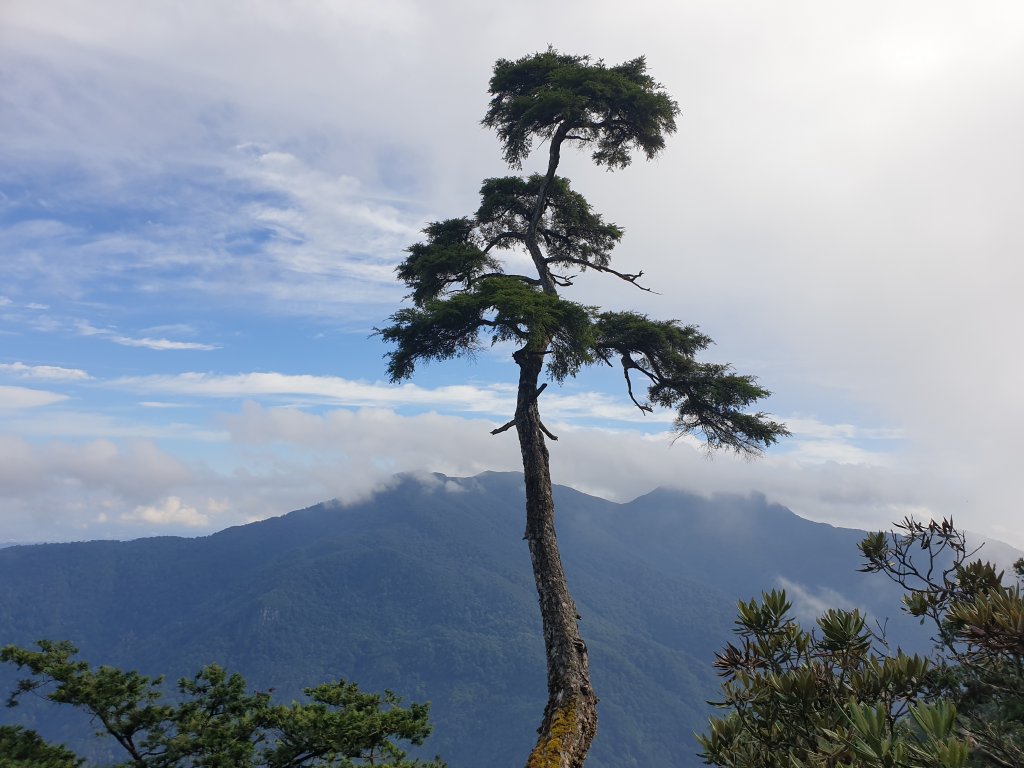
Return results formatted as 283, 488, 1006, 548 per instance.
514, 346, 598, 768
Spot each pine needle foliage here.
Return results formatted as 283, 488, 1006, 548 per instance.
0, 641, 445, 768
379, 47, 788, 768
379, 48, 787, 454
483, 49, 679, 170
699, 519, 1024, 768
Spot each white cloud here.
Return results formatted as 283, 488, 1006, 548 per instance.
122, 496, 210, 527
0, 403, 1019, 548
113, 371, 517, 414
140, 323, 196, 335
113, 336, 218, 351
18, 438, 190, 497
108, 370, 904, 469
109, 369, 791, 433
782, 439, 891, 467
1, 0, 1023, 554
0, 362, 91, 380
776, 577, 863, 625
783, 416, 903, 442
75, 321, 218, 351
213, 404, 969, 542
2, 409, 225, 442
0, 385, 69, 408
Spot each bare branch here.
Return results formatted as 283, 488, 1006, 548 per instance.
622, 368, 653, 414
544, 257, 659, 293
491, 419, 517, 436
622, 353, 657, 384
492, 383, 548, 436
549, 272, 576, 287
539, 420, 559, 441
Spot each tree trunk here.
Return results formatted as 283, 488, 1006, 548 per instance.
514, 347, 598, 768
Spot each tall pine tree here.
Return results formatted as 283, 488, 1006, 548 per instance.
379, 48, 788, 768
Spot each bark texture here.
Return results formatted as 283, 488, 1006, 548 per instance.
515, 347, 597, 768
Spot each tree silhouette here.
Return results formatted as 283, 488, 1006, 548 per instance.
379, 48, 788, 768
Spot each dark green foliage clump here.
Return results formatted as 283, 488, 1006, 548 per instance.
476, 175, 623, 267
377, 48, 787, 455
0, 724, 82, 767
0, 641, 444, 767
593, 313, 786, 453
483, 49, 679, 170
700, 518, 1024, 768
396, 219, 499, 307
380, 278, 597, 384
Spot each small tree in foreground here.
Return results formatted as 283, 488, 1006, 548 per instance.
0, 641, 444, 767
0, 724, 82, 768
378, 48, 787, 768
698, 518, 1024, 768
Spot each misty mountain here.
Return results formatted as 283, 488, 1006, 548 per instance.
0, 472, 949, 766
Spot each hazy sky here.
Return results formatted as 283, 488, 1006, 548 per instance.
2, 1, 1022, 548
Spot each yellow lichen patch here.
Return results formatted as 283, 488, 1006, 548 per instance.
527, 702, 578, 768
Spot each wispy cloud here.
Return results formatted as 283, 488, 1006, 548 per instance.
0, 362, 91, 380
111, 370, 515, 413
2, 0, 1023, 554
784, 416, 903, 442
110, 371, 901, 458
75, 321, 218, 351
2, 408, 226, 442
776, 577, 864, 625
108, 369, 681, 426
0, 385, 69, 408
0, 402, 1011, 546
115, 337, 219, 351
121, 496, 210, 528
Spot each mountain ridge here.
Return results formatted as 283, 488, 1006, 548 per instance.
0, 472, 1003, 766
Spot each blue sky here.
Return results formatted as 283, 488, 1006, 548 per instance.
2, 1, 1023, 547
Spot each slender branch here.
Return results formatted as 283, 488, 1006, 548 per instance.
491, 418, 516, 435
549, 272, 576, 287
622, 368, 653, 414
621, 354, 658, 384
491, 383, 549, 436
482, 231, 527, 253
544, 257, 658, 293
539, 420, 559, 441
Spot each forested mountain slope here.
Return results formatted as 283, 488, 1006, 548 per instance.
0, 472, 938, 767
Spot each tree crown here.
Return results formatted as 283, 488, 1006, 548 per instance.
378, 49, 787, 455
483, 48, 679, 169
